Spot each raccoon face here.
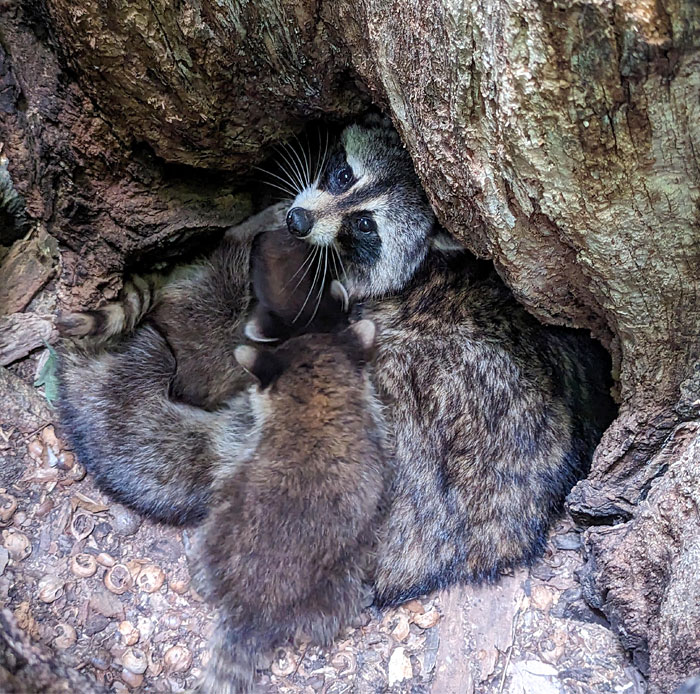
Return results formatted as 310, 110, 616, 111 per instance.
286, 122, 436, 300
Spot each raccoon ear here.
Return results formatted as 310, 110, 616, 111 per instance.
348, 319, 376, 357
234, 346, 283, 388
430, 228, 465, 252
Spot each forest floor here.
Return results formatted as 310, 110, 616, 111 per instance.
1, 354, 646, 694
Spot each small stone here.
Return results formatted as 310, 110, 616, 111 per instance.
0, 547, 8, 575
104, 564, 133, 595
2, 529, 31, 561
162, 613, 181, 630
27, 439, 45, 461
118, 621, 140, 646
122, 647, 148, 674
531, 585, 554, 611
67, 462, 86, 481
34, 498, 53, 518
37, 575, 64, 603
413, 608, 440, 629
110, 505, 142, 536
84, 614, 110, 636
45, 447, 59, 468
96, 552, 116, 567
56, 450, 75, 471
71, 553, 97, 578
136, 564, 165, 593
40, 426, 60, 451
530, 563, 555, 581
90, 648, 111, 670
168, 578, 189, 595
552, 532, 582, 551
350, 610, 371, 628
388, 647, 412, 686
403, 600, 425, 614
136, 616, 156, 641
120, 669, 144, 688
391, 614, 411, 642
53, 622, 77, 649
0, 493, 18, 522
163, 645, 192, 673
90, 588, 125, 619
271, 647, 297, 677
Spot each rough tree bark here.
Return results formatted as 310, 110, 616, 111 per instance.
1, 1, 698, 692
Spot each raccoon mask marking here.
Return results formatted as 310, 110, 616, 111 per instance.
287, 121, 438, 300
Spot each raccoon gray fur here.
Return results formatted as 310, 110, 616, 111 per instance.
191, 321, 389, 693
58, 208, 345, 524
281, 116, 616, 604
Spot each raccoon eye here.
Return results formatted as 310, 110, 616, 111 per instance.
357, 216, 376, 233
335, 165, 353, 191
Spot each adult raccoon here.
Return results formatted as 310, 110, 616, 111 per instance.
58, 117, 615, 606
273, 116, 616, 604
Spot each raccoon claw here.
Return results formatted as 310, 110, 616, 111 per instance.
243, 318, 280, 344
330, 280, 350, 313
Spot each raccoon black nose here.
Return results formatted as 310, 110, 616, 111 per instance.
286, 207, 314, 238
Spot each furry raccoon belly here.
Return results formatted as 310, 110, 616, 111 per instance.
363, 254, 615, 605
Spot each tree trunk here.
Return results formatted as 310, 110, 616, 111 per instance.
1, 1, 698, 692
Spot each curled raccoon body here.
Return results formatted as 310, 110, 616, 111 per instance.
192, 322, 389, 693
362, 253, 614, 603
58, 206, 343, 524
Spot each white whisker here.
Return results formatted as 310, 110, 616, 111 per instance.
306, 246, 328, 326
333, 243, 348, 281
275, 143, 306, 193
293, 245, 322, 323
286, 246, 316, 289
293, 133, 311, 189
253, 166, 299, 196
254, 178, 297, 198
314, 130, 330, 185
282, 140, 308, 192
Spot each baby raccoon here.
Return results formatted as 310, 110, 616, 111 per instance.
191, 321, 389, 693
58, 208, 345, 524
246, 224, 347, 342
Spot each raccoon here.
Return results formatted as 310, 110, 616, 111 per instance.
246, 224, 348, 342
58, 206, 345, 524
191, 320, 389, 693
58, 116, 615, 605
280, 116, 616, 604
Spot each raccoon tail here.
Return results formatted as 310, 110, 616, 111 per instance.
58, 323, 253, 525
56, 274, 163, 344
196, 615, 262, 694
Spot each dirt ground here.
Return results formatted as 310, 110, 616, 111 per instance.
1, 352, 645, 694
